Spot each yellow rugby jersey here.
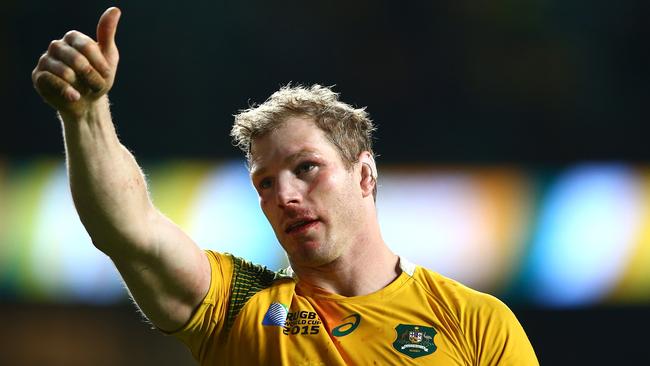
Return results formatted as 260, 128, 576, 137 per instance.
172, 251, 538, 365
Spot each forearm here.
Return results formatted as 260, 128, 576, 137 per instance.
61, 96, 154, 256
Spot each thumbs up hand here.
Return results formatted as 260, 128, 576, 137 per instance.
32, 7, 122, 119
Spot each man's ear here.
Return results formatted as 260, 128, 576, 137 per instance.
358, 151, 377, 198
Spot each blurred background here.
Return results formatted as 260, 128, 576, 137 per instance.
1, 0, 649, 364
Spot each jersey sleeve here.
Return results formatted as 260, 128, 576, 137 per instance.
169, 250, 279, 364
465, 294, 539, 366
170, 250, 233, 362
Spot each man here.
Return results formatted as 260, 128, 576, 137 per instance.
32, 7, 539, 365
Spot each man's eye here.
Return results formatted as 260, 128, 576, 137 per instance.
259, 179, 272, 190
295, 162, 316, 175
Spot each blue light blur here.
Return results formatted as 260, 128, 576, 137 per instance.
526, 164, 641, 307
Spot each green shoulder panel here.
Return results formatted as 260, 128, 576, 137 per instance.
225, 255, 281, 331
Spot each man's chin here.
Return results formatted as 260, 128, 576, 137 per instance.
286, 243, 335, 267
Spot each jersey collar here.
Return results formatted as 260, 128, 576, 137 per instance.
277, 256, 416, 280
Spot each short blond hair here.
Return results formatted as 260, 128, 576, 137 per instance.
231, 84, 376, 168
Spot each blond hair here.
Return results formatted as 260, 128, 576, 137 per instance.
231, 84, 376, 168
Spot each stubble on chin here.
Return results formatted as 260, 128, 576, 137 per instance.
285, 236, 340, 269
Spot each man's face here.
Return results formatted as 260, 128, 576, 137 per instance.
250, 116, 364, 268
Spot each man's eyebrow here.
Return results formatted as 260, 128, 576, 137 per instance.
250, 165, 266, 179
288, 150, 318, 163
250, 149, 319, 179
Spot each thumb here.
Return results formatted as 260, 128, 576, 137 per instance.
96, 7, 121, 56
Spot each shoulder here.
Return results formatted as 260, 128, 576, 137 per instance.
204, 250, 290, 283
410, 265, 522, 335
204, 251, 294, 327
410, 265, 538, 365
411, 265, 506, 311
226, 252, 293, 308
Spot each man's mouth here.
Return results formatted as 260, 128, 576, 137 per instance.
285, 219, 320, 234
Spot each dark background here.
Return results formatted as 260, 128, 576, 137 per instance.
2, 0, 649, 364
4, 0, 649, 163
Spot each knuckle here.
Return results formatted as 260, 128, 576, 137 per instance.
78, 35, 94, 49
48, 40, 61, 52
63, 30, 80, 41
79, 41, 95, 55
37, 53, 48, 67
71, 35, 93, 53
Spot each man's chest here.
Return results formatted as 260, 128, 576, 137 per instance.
225, 291, 473, 365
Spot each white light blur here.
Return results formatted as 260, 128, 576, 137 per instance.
377, 172, 496, 288
188, 161, 286, 270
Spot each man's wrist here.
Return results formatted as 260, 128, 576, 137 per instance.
58, 95, 111, 126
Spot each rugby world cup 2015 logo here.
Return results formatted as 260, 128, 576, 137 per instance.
392, 324, 437, 359
262, 302, 289, 326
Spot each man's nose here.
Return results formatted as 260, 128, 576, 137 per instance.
275, 175, 301, 208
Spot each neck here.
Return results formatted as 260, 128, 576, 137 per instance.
291, 228, 401, 297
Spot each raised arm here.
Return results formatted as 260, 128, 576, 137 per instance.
31, 7, 210, 332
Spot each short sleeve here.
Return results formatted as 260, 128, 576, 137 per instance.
171, 250, 233, 362
467, 295, 539, 366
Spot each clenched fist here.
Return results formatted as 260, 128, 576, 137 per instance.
32, 7, 121, 119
